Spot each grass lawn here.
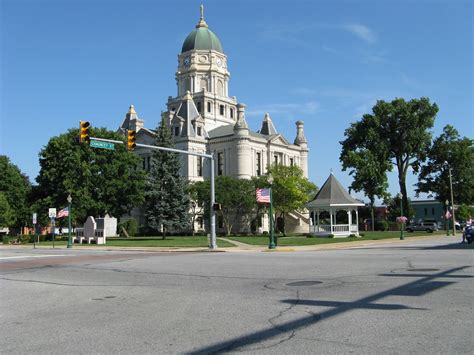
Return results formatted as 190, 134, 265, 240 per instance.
27, 237, 234, 248
105, 237, 234, 248
227, 231, 447, 246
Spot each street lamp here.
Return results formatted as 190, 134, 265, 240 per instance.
67, 194, 73, 248
444, 161, 456, 237
445, 199, 450, 236
267, 173, 276, 249
398, 193, 404, 240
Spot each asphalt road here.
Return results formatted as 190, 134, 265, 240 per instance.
1, 237, 472, 354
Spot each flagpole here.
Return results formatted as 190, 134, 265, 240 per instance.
67, 194, 73, 248
267, 174, 276, 249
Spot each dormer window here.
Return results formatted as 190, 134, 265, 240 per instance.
230, 108, 234, 118
174, 126, 180, 136
197, 127, 202, 136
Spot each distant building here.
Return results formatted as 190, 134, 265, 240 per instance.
410, 200, 445, 225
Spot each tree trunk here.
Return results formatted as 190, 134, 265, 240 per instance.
162, 225, 166, 240
371, 205, 375, 232
398, 176, 409, 219
397, 158, 410, 220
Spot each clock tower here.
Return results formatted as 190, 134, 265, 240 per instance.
167, 5, 237, 131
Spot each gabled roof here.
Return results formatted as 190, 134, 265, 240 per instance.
307, 174, 364, 208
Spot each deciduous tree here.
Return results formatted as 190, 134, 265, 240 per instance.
34, 128, 145, 224
0, 155, 32, 228
340, 97, 438, 216
340, 149, 390, 231
267, 164, 317, 235
416, 125, 473, 205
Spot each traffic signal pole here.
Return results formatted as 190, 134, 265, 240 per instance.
88, 136, 217, 250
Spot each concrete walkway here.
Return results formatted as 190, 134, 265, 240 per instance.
2, 234, 461, 253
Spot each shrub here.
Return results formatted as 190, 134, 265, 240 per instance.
2, 235, 11, 244
373, 220, 389, 231
328, 234, 335, 238
19, 235, 31, 244
348, 234, 357, 238
118, 219, 139, 237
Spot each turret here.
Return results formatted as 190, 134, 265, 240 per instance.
234, 103, 249, 135
294, 120, 307, 146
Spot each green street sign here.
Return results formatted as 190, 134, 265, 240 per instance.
90, 140, 115, 150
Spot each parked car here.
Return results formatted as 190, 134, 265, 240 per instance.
463, 226, 473, 244
406, 222, 439, 233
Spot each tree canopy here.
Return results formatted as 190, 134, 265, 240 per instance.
0, 155, 32, 228
34, 127, 145, 225
340, 147, 390, 231
189, 176, 256, 236
340, 97, 438, 216
267, 164, 318, 235
416, 125, 473, 205
143, 116, 190, 237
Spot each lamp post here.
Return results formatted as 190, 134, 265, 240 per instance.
67, 194, 73, 248
448, 166, 456, 237
267, 174, 276, 249
445, 199, 450, 236
398, 193, 404, 240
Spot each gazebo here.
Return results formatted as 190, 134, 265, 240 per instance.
306, 173, 364, 237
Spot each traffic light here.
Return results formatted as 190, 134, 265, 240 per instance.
79, 121, 90, 143
127, 129, 136, 151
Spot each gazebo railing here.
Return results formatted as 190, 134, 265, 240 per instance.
310, 224, 358, 234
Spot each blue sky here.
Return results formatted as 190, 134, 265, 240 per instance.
1, 0, 472, 202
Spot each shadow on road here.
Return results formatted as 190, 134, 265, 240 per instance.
189, 266, 471, 354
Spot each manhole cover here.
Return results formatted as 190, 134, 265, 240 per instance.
286, 281, 323, 287
407, 268, 440, 272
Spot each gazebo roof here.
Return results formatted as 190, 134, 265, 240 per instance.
307, 174, 364, 208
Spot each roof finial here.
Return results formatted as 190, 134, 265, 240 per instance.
330, 168, 333, 175
196, 4, 209, 28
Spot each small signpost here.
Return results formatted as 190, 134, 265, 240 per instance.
49, 208, 56, 248
90, 140, 115, 150
32, 213, 37, 248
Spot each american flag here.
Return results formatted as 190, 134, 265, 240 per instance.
57, 207, 69, 219
256, 188, 271, 203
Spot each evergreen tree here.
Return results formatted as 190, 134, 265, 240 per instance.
144, 117, 190, 238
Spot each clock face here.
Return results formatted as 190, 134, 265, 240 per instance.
184, 57, 190, 66
216, 58, 222, 67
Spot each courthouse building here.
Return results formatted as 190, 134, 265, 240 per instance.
119, 7, 310, 233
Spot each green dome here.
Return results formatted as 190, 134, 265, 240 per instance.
181, 26, 224, 54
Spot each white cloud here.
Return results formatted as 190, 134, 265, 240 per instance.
341, 23, 377, 44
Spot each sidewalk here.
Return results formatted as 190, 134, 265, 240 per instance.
1, 234, 459, 253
